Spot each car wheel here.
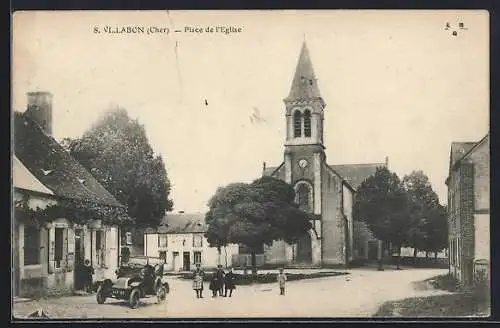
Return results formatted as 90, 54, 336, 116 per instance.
156, 285, 167, 303
96, 285, 106, 304
129, 288, 141, 309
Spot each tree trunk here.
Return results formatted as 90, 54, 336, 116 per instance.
224, 246, 228, 268
396, 246, 402, 270
425, 251, 429, 258
251, 252, 257, 276
413, 247, 418, 265
434, 252, 438, 264
377, 240, 384, 271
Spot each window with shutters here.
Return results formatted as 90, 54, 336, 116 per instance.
159, 251, 167, 261
126, 232, 132, 245
193, 235, 203, 248
293, 110, 302, 137
193, 251, 202, 264
158, 234, 168, 248
304, 110, 311, 137
24, 226, 40, 265
54, 228, 64, 268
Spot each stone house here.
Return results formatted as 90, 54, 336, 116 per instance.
13, 92, 127, 297
144, 213, 239, 272
446, 133, 489, 287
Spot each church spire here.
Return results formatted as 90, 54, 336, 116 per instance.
286, 41, 321, 100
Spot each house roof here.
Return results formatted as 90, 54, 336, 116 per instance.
13, 155, 55, 195
448, 133, 490, 173
152, 213, 207, 234
329, 163, 386, 190
13, 111, 124, 208
450, 142, 476, 171
285, 41, 322, 100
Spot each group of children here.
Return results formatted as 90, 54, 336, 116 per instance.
192, 264, 236, 298
192, 264, 288, 297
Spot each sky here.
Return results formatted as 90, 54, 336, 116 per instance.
12, 10, 489, 213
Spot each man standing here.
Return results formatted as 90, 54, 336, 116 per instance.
224, 267, 236, 297
216, 265, 225, 296
83, 260, 94, 293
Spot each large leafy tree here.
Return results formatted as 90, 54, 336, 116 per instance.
421, 204, 448, 260
402, 171, 443, 261
62, 108, 174, 228
205, 176, 311, 274
353, 167, 410, 270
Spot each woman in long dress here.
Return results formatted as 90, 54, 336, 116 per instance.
192, 264, 204, 298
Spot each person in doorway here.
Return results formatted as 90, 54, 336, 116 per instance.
224, 267, 236, 297
192, 263, 205, 298
216, 265, 225, 296
83, 260, 94, 293
209, 268, 220, 297
277, 267, 287, 296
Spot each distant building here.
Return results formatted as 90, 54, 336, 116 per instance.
260, 41, 384, 267
144, 213, 239, 272
13, 92, 126, 297
446, 133, 490, 287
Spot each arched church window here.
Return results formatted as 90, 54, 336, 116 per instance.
304, 110, 311, 137
293, 110, 302, 137
296, 183, 312, 213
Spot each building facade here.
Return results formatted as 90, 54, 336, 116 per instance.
144, 213, 239, 272
13, 92, 125, 297
261, 42, 384, 267
446, 133, 490, 287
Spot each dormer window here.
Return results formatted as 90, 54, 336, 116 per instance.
293, 110, 302, 137
41, 169, 53, 176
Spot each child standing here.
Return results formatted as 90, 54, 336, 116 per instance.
209, 268, 220, 297
277, 268, 287, 296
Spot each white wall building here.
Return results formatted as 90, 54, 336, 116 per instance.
13, 92, 125, 297
144, 213, 239, 272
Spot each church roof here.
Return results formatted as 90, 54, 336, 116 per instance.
263, 161, 385, 191
263, 165, 280, 177
329, 163, 386, 190
152, 212, 207, 234
13, 111, 124, 208
286, 41, 322, 100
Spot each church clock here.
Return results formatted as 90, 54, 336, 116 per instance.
298, 158, 309, 168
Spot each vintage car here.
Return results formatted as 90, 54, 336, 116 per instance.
96, 256, 170, 309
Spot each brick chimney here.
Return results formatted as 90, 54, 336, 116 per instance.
26, 92, 53, 136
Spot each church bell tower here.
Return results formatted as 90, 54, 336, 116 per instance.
283, 41, 326, 218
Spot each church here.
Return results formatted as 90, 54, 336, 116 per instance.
261, 41, 386, 267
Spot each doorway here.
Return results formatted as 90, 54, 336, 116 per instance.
183, 252, 191, 271
74, 229, 85, 290
296, 232, 312, 264
172, 252, 179, 271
